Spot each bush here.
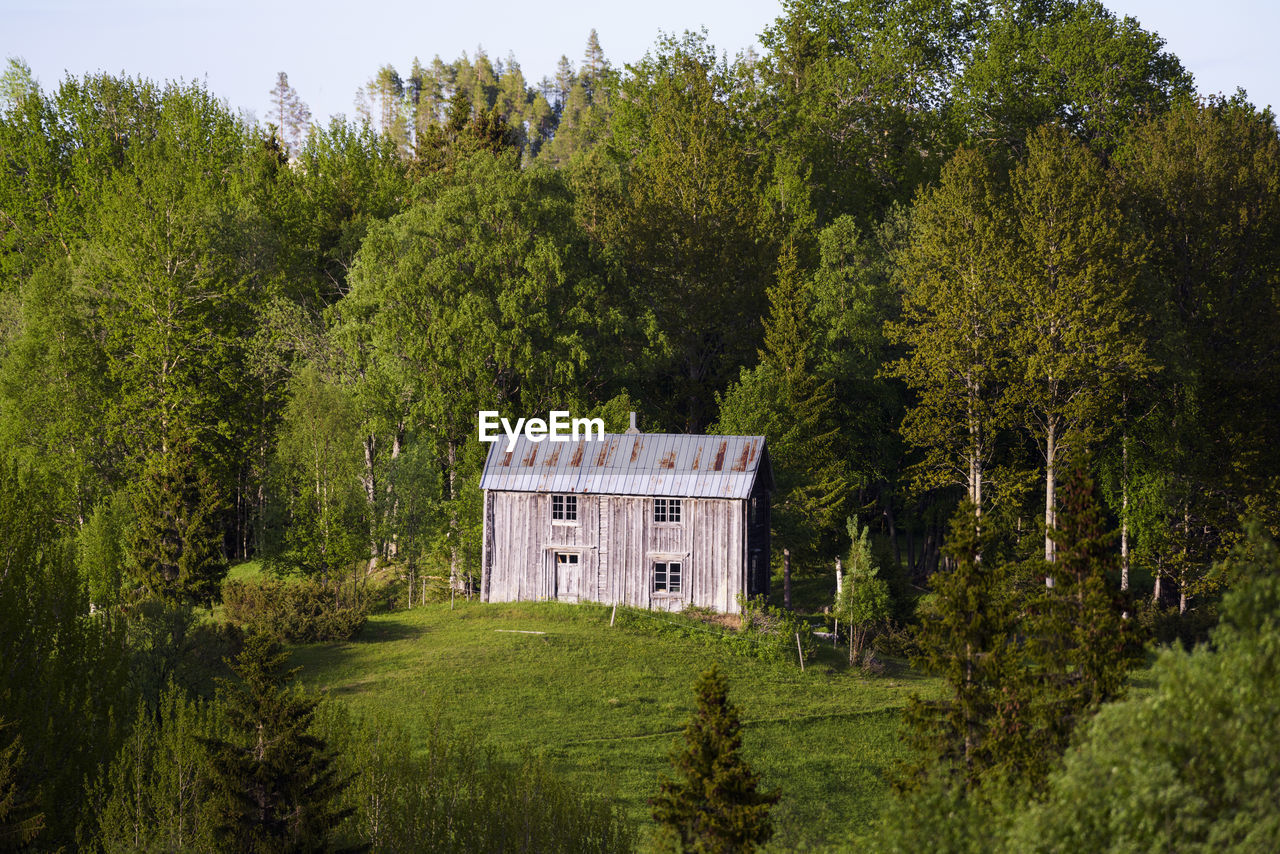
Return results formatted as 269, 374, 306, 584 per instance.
739, 596, 819, 664
315, 703, 636, 853
222, 577, 369, 642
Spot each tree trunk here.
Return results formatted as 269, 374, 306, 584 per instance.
384, 423, 403, 560
883, 491, 901, 568
1044, 421, 1057, 585
834, 556, 843, 599
783, 548, 792, 610
363, 434, 379, 571
1120, 433, 1130, 591
447, 439, 461, 590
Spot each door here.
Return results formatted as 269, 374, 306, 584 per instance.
554, 552, 582, 602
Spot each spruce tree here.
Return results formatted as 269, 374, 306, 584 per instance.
202, 633, 355, 852
652, 665, 780, 853
268, 72, 311, 154
902, 502, 1022, 789
0, 719, 43, 849
128, 444, 227, 606
1021, 461, 1142, 782
718, 242, 851, 591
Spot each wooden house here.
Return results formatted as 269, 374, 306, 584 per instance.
479, 421, 772, 613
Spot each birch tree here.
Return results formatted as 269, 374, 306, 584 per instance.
887, 148, 1013, 518
1004, 126, 1148, 564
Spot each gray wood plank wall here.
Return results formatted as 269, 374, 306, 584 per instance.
482, 491, 748, 613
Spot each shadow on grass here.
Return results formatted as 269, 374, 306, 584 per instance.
354, 613, 433, 644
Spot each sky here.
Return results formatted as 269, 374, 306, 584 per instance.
3, 1, 1279, 126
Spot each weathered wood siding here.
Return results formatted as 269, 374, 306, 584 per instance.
483, 491, 749, 613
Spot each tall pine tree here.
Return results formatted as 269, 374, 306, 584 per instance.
902, 502, 1022, 790
1020, 460, 1142, 784
202, 633, 354, 852
651, 665, 780, 853
719, 242, 851, 602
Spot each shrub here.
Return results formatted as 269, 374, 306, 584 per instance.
222, 577, 369, 643
315, 703, 636, 853
739, 596, 818, 664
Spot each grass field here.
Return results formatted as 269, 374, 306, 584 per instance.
288, 596, 938, 849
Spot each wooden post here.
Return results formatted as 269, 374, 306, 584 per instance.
610, 602, 617, 627
795, 632, 805, 672
451, 588, 455, 610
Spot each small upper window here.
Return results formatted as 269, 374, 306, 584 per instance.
654, 561, 683, 594
552, 494, 578, 522
654, 498, 682, 523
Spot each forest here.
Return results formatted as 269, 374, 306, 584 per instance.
2, 0, 1279, 850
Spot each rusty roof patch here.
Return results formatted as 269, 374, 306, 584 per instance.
480, 433, 768, 499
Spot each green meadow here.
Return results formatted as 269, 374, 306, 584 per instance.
288, 597, 937, 849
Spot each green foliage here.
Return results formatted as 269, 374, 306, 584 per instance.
128, 446, 228, 606
718, 243, 850, 563
1002, 523, 1280, 852
738, 596, 819, 664
1017, 462, 1142, 783
953, 0, 1193, 152
201, 633, 355, 852
0, 462, 131, 846
90, 684, 222, 853
885, 147, 1013, 509
652, 665, 781, 853
125, 599, 242, 708
834, 517, 892, 667
223, 578, 369, 643
78, 490, 134, 610
759, 0, 971, 226
902, 503, 1021, 790
601, 30, 778, 430
316, 702, 635, 853
0, 718, 43, 848
263, 365, 368, 579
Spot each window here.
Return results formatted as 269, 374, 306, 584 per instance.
654, 498, 682, 523
653, 561, 683, 594
551, 494, 577, 522
556, 552, 579, 568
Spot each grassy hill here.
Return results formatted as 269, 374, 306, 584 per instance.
288, 597, 937, 849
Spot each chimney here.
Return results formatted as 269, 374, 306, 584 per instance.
625, 411, 640, 435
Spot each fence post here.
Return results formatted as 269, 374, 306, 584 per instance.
795, 632, 805, 672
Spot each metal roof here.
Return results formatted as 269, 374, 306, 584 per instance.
479, 433, 772, 499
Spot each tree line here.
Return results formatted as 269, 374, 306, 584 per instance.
2, 0, 1279, 848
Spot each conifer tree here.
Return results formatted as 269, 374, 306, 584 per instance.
652, 665, 780, 853
128, 445, 227, 606
902, 502, 1022, 789
268, 72, 311, 153
202, 633, 354, 852
718, 243, 851, 596
0, 719, 43, 849
1020, 461, 1142, 782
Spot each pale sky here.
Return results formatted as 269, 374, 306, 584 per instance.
3, 1, 1278, 125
